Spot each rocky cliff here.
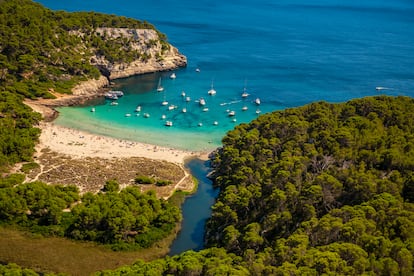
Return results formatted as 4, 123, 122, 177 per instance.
89, 28, 187, 80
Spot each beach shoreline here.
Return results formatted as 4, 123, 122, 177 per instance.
35, 121, 200, 165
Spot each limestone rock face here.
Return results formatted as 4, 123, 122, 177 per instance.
72, 76, 109, 96
90, 28, 187, 80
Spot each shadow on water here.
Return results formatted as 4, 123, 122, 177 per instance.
168, 157, 219, 256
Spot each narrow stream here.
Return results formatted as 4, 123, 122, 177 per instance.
168, 158, 219, 255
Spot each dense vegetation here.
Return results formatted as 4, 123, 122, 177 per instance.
0, 90, 41, 171
0, 0, 169, 171
0, 176, 181, 250
203, 96, 414, 274
0, 0, 163, 98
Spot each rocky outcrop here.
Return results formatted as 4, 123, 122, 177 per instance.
89, 28, 187, 80
72, 75, 109, 96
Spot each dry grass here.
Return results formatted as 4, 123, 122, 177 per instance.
25, 149, 194, 198
0, 225, 180, 276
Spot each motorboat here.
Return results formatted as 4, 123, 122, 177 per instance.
185, 96, 191, 102
182, 108, 187, 113
162, 100, 169, 106
110, 101, 119, 106
105, 90, 123, 100
199, 98, 206, 106
125, 113, 131, 117
90, 107, 95, 112
255, 98, 261, 105
181, 91, 186, 97
203, 107, 209, 112
242, 106, 248, 111
144, 113, 150, 118
170, 73, 176, 79
165, 121, 173, 127
228, 110, 236, 116
135, 105, 141, 112
213, 121, 219, 125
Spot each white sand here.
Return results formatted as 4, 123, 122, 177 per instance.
36, 122, 198, 164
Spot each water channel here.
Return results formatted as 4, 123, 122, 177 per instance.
168, 158, 219, 255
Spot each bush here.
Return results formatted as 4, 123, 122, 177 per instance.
135, 175, 155, 184
155, 179, 172, 186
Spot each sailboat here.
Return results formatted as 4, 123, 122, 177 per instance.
156, 77, 164, 92
208, 80, 216, 95
241, 80, 249, 98
161, 93, 168, 106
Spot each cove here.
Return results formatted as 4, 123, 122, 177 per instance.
169, 158, 219, 255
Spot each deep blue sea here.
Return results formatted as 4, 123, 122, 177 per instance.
36, 0, 414, 151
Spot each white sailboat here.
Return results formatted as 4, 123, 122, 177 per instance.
156, 77, 164, 92
208, 80, 216, 95
242, 80, 249, 98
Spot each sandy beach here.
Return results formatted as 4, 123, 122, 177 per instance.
26, 96, 204, 166
36, 122, 198, 164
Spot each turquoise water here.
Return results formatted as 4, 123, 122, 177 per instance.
36, 0, 414, 151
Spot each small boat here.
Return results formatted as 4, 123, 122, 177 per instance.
195, 68, 200, 72
170, 73, 176, 79
110, 90, 124, 97
256, 109, 261, 114
185, 96, 191, 102
104, 93, 118, 100
90, 107, 95, 112
144, 113, 150, 118
208, 81, 216, 95
182, 108, 187, 113
161, 100, 169, 106
242, 106, 248, 111
213, 121, 218, 125
105, 90, 123, 100
156, 77, 164, 92
168, 105, 176, 111
203, 107, 209, 112
181, 91, 186, 97
135, 105, 141, 112
125, 113, 131, 117
110, 101, 119, 106
228, 110, 236, 116
232, 118, 237, 122
165, 121, 173, 127
161, 114, 166, 119
198, 122, 203, 127
199, 98, 206, 106
255, 98, 261, 105
241, 88, 249, 98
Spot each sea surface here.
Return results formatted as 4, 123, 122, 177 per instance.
36, 0, 414, 151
